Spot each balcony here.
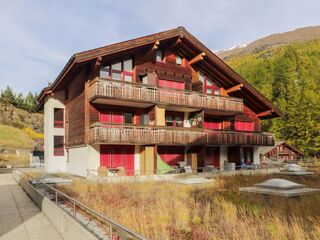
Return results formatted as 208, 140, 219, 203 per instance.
88, 79, 244, 113
89, 124, 275, 146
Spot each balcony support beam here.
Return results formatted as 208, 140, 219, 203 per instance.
189, 52, 206, 65
225, 84, 243, 94
257, 110, 273, 118
152, 41, 160, 50
169, 36, 183, 49
89, 56, 102, 81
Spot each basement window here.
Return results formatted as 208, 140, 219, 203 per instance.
54, 108, 64, 128
54, 136, 64, 156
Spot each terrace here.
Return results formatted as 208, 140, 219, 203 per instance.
88, 78, 244, 114
89, 123, 275, 146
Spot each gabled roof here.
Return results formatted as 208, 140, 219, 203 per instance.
36, 27, 282, 118
260, 140, 304, 156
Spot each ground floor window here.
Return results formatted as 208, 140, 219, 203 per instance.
54, 136, 64, 156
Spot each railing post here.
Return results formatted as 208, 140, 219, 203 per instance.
109, 223, 113, 240
55, 191, 58, 205
73, 202, 76, 218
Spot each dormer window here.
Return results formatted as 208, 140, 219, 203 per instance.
156, 49, 164, 62
176, 55, 182, 65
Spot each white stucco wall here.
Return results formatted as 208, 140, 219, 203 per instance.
44, 91, 66, 173
253, 147, 260, 165
67, 145, 100, 177
220, 146, 228, 170
134, 145, 140, 175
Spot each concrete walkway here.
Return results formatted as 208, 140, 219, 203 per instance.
0, 174, 63, 240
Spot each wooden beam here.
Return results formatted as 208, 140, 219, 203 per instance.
189, 52, 206, 65
89, 57, 102, 80
145, 40, 161, 56
169, 36, 183, 48
152, 41, 160, 50
225, 84, 243, 94
257, 110, 274, 118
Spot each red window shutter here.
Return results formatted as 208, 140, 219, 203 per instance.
235, 121, 254, 131
100, 111, 112, 123
159, 79, 185, 90
112, 112, 124, 124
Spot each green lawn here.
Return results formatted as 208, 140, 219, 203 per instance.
0, 124, 34, 149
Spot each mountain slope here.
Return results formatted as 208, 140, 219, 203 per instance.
223, 34, 320, 154
217, 26, 320, 59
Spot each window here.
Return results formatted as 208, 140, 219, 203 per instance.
123, 59, 133, 82
124, 112, 133, 124
54, 108, 64, 128
175, 116, 183, 127
156, 49, 164, 62
199, 72, 205, 84
176, 55, 182, 65
199, 71, 220, 95
100, 65, 110, 78
99, 58, 133, 82
139, 75, 148, 85
54, 136, 64, 156
166, 115, 174, 126
140, 114, 150, 125
165, 112, 184, 127
111, 62, 122, 80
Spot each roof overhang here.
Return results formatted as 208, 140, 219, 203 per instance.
36, 27, 282, 119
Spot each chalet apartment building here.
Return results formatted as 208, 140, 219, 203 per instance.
36, 27, 281, 177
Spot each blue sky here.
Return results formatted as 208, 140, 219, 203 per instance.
0, 0, 319, 94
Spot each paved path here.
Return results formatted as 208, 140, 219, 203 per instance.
0, 174, 63, 240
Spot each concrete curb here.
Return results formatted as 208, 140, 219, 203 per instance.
15, 175, 97, 240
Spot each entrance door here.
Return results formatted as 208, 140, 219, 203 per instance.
100, 145, 134, 175
205, 147, 220, 167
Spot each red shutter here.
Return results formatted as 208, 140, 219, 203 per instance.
100, 145, 134, 175
235, 121, 254, 131
100, 111, 112, 123
205, 147, 220, 167
159, 79, 185, 90
158, 146, 184, 166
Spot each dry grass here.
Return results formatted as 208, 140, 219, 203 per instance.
59, 173, 320, 240
0, 124, 34, 149
0, 153, 29, 167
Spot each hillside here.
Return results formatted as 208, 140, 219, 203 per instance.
223, 36, 320, 155
0, 101, 43, 132
217, 26, 320, 59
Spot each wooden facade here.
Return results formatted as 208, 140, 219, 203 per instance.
37, 27, 281, 172
260, 141, 303, 163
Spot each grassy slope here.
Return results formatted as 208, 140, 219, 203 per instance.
0, 124, 34, 149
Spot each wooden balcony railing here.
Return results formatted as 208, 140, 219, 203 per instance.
88, 79, 244, 112
89, 124, 275, 146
